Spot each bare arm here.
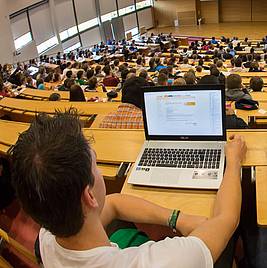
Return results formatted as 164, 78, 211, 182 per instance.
100, 194, 206, 236
189, 135, 246, 262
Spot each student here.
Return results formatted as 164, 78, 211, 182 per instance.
11, 110, 246, 268
173, 77, 186, 85
49, 93, 61, 101
100, 77, 149, 129
36, 78, 45, 90
249, 61, 263, 72
25, 77, 36, 89
147, 58, 157, 72
76, 70, 87, 85
179, 58, 192, 69
70, 84, 86, 102
226, 74, 252, 101
62, 62, 72, 79
102, 66, 120, 87
249, 76, 264, 92
184, 71, 197, 85
86, 77, 98, 91
230, 58, 244, 73
157, 73, 168, 86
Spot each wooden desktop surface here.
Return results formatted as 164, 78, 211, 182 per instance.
255, 166, 267, 226
19, 88, 122, 101
0, 120, 266, 166
0, 97, 120, 116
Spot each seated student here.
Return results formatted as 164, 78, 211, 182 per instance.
173, 77, 186, 85
49, 93, 61, 101
44, 72, 53, 83
36, 78, 45, 90
230, 58, 245, 73
100, 77, 149, 129
86, 77, 98, 91
102, 66, 120, 87
11, 110, 246, 268
211, 36, 218, 45
155, 57, 166, 71
226, 74, 252, 101
223, 48, 233, 60
157, 73, 168, 86
179, 58, 192, 69
95, 65, 104, 78
139, 70, 155, 86
0, 79, 12, 98
53, 73, 61, 83
58, 78, 75, 91
249, 61, 263, 72
216, 60, 227, 72
76, 70, 87, 85
25, 76, 36, 89
70, 84, 86, 102
249, 76, 264, 92
234, 43, 243, 51
147, 58, 157, 72
243, 54, 253, 68
184, 71, 197, 85
62, 62, 72, 79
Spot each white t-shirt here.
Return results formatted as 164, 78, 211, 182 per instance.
39, 228, 213, 268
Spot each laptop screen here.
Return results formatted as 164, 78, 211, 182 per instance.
143, 86, 226, 141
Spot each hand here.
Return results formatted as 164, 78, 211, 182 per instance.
176, 212, 208, 236
225, 135, 247, 165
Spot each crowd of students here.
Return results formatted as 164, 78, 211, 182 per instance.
2, 33, 267, 268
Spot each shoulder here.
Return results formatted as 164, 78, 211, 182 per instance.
119, 236, 213, 268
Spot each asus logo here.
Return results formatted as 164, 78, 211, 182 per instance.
180, 137, 189, 140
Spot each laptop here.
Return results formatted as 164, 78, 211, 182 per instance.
128, 85, 226, 189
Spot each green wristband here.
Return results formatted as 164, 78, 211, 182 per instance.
168, 210, 180, 233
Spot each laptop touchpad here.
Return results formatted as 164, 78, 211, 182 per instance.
150, 169, 192, 185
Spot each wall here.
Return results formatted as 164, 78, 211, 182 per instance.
154, 0, 196, 27
200, 1, 219, 24
252, 0, 267, 21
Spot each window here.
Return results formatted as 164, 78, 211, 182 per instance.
64, 42, 81, 53
125, 27, 139, 37
78, 18, 99, 32
37, 36, 59, 54
118, 5, 135, 16
14, 32, 32, 50
59, 26, 78, 41
136, 0, 153, 10
101, 11, 118, 22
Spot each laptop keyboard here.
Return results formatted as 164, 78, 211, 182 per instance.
138, 148, 221, 169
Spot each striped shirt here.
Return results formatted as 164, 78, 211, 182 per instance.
99, 103, 144, 129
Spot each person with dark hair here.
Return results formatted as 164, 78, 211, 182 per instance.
70, 85, 86, 102
26, 76, 36, 89
76, 70, 87, 85
249, 76, 264, 92
230, 58, 244, 73
102, 65, 120, 87
49, 93, 61, 101
184, 71, 197, 85
249, 61, 263, 72
11, 110, 247, 268
86, 77, 98, 91
157, 73, 168, 86
100, 77, 149, 128
226, 74, 251, 101
37, 78, 45, 90
44, 72, 53, 83
53, 73, 61, 83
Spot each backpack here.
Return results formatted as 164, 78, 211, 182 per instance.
235, 99, 259, 110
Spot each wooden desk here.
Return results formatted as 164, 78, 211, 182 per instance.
0, 97, 120, 123
19, 88, 122, 102
251, 91, 267, 102
255, 166, 267, 226
1, 121, 265, 166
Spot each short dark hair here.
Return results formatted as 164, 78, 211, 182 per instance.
77, 70, 84, 79
70, 85, 86, 102
250, 76, 264, 91
49, 92, 61, 101
11, 110, 94, 237
157, 73, 168, 86
227, 74, 242, 89
66, 70, 73, 79
103, 65, 111, 75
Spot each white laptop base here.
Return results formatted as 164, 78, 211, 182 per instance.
128, 140, 225, 190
